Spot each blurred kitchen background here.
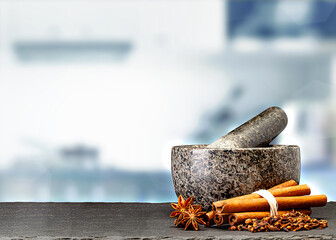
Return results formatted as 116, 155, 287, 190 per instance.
0, 0, 335, 202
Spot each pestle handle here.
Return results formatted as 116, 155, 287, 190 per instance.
207, 106, 288, 149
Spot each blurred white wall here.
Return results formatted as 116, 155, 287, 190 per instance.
0, 0, 227, 171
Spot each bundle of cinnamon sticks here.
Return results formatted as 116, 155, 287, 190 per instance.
206, 180, 327, 227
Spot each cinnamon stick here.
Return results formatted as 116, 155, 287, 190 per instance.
212, 180, 299, 225
204, 211, 215, 227
212, 180, 296, 212
214, 212, 230, 226
269, 180, 298, 190
221, 195, 327, 213
228, 209, 312, 226
268, 184, 311, 197
213, 183, 309, 213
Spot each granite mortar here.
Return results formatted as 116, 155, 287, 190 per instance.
171, 144, 300, 211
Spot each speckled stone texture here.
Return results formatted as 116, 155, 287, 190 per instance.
207, 106, 288, 149
171, 145, 300, 210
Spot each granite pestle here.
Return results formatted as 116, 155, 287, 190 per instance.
207, 106, 288, 149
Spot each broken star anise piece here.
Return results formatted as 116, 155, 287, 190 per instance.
182, 205, 207, 230
170, 195, 194, 226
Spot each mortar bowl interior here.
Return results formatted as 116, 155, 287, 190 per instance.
171, 144, 300, 210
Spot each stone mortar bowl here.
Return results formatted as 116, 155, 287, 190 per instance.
171, 145, 300, 210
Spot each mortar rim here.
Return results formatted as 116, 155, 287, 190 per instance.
172, 144, 299, 151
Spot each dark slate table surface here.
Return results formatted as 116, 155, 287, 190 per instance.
0, 202, 335, 239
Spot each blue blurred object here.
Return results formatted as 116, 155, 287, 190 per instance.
228, 0, 336, 39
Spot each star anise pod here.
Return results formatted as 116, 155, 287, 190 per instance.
170, 195, 194, 226
181, 205, 206, 230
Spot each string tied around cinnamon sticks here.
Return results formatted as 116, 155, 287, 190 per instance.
253, 189, 278, 217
